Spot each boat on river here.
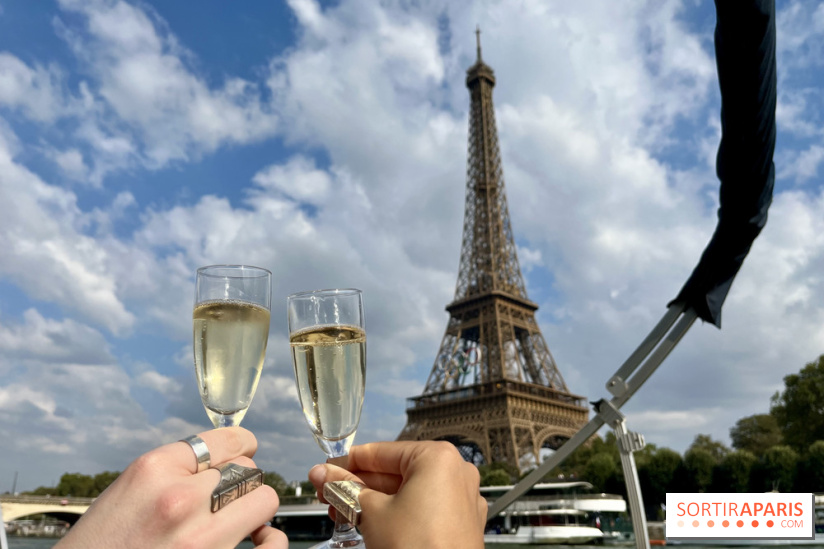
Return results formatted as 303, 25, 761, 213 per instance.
483, 481, 631, 545
4, 518, 70, 538
271, 502, 332, 541
485, 507, 604, 545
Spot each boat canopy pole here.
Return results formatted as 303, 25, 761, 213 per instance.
487, 301, 698, 549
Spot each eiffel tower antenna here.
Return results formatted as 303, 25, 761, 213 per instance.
398, 32, 589, 471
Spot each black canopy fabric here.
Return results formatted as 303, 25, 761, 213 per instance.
671, 0, 777, 327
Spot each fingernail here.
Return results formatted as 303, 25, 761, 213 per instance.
308, 463, 327, 484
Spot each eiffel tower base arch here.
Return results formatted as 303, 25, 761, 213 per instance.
399, 380, 588, 472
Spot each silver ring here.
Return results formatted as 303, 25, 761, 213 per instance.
211, 463, 264, 512
181, 435, 211, 473
323, 481, 364, 526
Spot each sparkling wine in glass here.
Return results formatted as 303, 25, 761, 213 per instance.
288, 288, 366, 549
194, 265, 271, 428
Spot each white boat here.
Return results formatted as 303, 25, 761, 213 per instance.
483, 481, 630, 545
271, 502, 333, 541
485, 508, 604, 545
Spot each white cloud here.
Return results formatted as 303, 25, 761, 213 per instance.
517, 245, 543, 272
777, 89, 822, 138
135, 370, 182, 396
0, 309, 113, 364
252, 156, 332, 204
779, 144, 824, 184
287, 0, 326, 36
0, 356, 185, 485
776, 0, 824, 70
0, 122, 135, 334
774, 1, 824, 185
369, 377, 425, 400
0, 384, 66, 426
0, 53, 67, 121
54, 0, 280, 168
49, 147, 90, 182
255, 374, 300, 405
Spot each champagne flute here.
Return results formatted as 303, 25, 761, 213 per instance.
194, 265, 271, 428
288, 288, 366, 549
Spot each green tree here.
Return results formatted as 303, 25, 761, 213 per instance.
730, 414, 782, 457
711, 450, 756, 492
798, 440, 824, 493
25, 486, 59, 496
263, 471, 292, 496
687, 434, 729, 462
637, 447, 681, 520
582, 453, 619, 493
682, 448, 716, 492
590, 432, 620, 461
56, 473, 95, 497
771, 354, 824, 450
93, 471, 120, 495
481, 469, 513, 487
479, 462, 519, 486
299, 480, 316, 497
540, 433, 621, 481
751, 445, 798, 492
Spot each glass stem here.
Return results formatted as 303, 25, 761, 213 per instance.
329, 515, 361, 548
326, 453, 363, 548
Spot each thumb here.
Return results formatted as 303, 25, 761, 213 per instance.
309, 463, 377, 512
308, 463, 367, 500
308, 463, 392, 530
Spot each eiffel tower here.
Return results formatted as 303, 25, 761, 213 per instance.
398, 30, 589, 471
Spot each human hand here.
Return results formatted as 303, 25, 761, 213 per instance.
309, 441, 487, 549
55, 427, 287, 549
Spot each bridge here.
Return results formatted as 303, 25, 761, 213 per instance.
1, 495, 92, 523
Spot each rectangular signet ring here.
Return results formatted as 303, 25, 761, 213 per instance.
323, 480, 364, 526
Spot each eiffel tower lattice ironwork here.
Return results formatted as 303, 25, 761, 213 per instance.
398, 30, 589, 471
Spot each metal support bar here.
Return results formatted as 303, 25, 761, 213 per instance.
0, 503, 8, 549
589, 398, 650, 549
614, 419, 650, 549
607, 303, 685, 398
612, 307, 697, 408
487, 303, 699, 549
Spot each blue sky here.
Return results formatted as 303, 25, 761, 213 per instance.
1, 0, 823, 492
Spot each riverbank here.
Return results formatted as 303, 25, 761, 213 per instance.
4, 520, 69, 538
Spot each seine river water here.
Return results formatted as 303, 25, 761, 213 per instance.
6, 539, 318, 548
4, 539, 776, 549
